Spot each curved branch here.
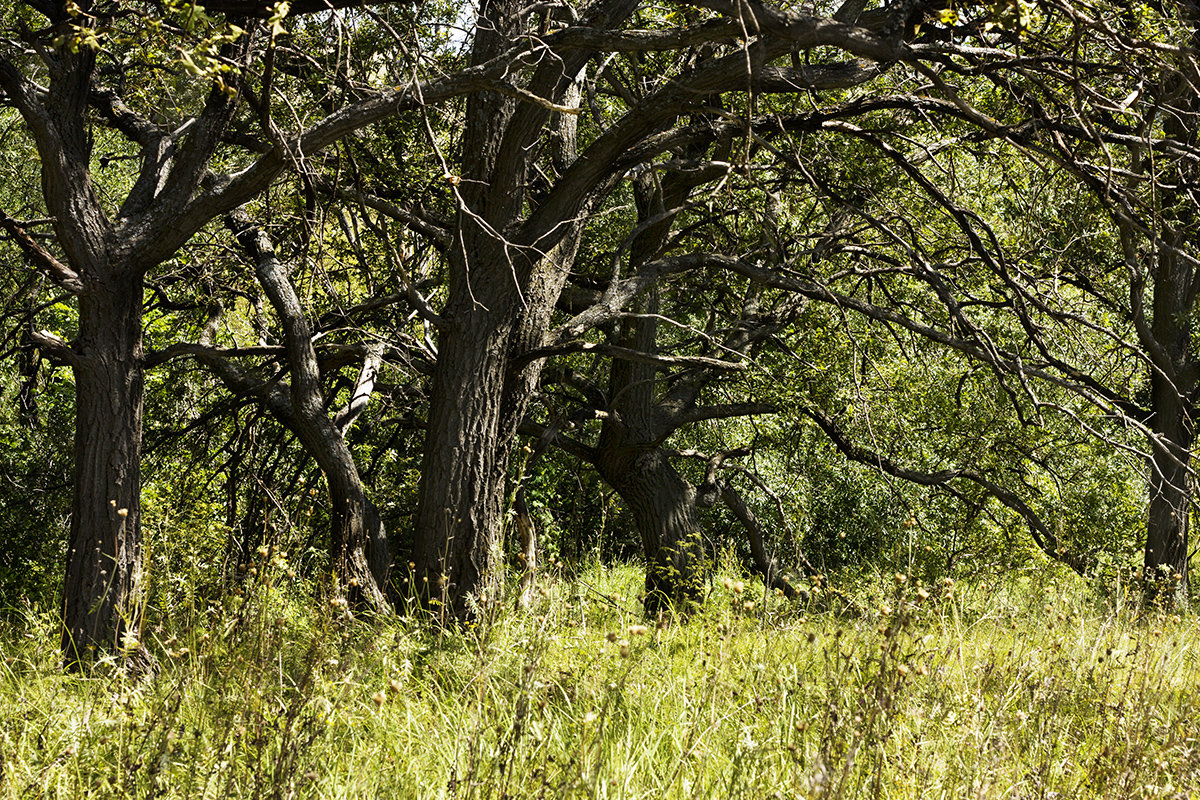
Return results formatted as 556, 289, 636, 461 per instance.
802, 406, 1091, 574
0, 209, 83, 293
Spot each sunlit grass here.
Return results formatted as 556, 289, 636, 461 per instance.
3, 562, 1199, 798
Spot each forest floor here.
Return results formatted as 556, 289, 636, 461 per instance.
2, 562, 1199, 799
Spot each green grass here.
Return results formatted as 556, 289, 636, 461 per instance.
3, 562, 1200, 799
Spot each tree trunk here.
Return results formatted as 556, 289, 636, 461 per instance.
718, 481, 802, 599
294, 415, 390, 611
1137, 237, 1195, 606
413, 285, 514, 619
591, 168, 717, 614
221, 209, 392, 612
411, 0, 553, 619
61, 272, 145, 666
1145, 246, 1194, 605
1141, 10, 1199, 606
599, 448, 705, 614
412, 237, 577, 619
1145, 418, 1191, 604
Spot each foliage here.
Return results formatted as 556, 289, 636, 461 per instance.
0, 367, 72, 610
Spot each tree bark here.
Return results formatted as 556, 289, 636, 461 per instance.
413, 270, 516, 618
1145, 408, 1191, 603
1141, 7, 1200, 605
292, 411, 390, 609
1144, 245, 1195, 605
598, 447, 706, 614
411, 0, 573, 619
718, 481, 802, 599
589, 165, 717, 614
62, 271, 145, 665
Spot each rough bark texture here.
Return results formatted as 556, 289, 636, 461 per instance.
412, 0, 594, 619
413, 269, 516, 617
588, 165, 720, 614
598, 446, 706, 614
1144, 241, 1195, 605
594, 283, 707, 615
62, 272, 145, 664
292, 410, 391, 609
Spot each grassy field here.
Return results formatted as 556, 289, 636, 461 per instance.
3, 561, 1199, 799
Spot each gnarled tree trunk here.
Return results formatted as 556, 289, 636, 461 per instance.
218, 211, 392, 611
291, 412, 391, 608
598, 446, 705, 614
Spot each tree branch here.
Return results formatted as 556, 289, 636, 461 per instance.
0, 209, 84, 293
802, 406, 1091, 574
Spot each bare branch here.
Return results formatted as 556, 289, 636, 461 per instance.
0, 209, 84, 293
334, 344, 384, 436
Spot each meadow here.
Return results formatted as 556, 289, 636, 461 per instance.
2, 560, 1199, 799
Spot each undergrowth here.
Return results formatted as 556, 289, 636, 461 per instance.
2, 560, 1199, 799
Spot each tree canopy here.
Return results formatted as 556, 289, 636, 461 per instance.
0, 0, 1198, 663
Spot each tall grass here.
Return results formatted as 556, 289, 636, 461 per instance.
3, 560, 1199, 798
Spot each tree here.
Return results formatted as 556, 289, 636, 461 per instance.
747, 0, 1200, 600
156, 208, 394, 611
408, 0, 940, 617
0, 0, 487, 661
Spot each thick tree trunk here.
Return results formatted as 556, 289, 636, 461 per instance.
1141, 13, 1199, 605
413, 237, 578, 618
411, 0, 632, 619
1145, 420, 1191, 603
410, 0, 520, 619
62, 272, 145, 665
413, 288, 513, 618
599, 448, 705, 614
591, 167, 719, 614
